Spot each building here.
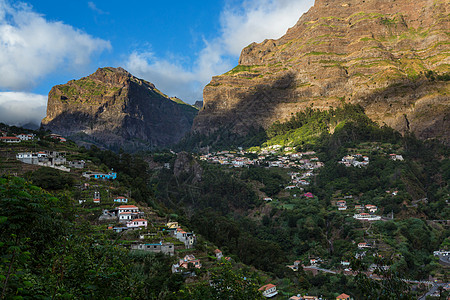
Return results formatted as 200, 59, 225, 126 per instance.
258, 284, 278, 298
69, 160, 86, 169
166, 221, 179, 229
126, 219, 147, 228
113, 196, 128, 203
172, 255, 202, 273
336, 293, 352, 300
174, 228, 197, 248
214, 249, 223, 260
365, 205, 377, 213
131, 242, 174, 256
16, 134, 34, 141
353, 213, 381, 221
1, 136, 21, 143
82, 171, 117, 180
93, 191, 100, 203
117, 205, 141, 222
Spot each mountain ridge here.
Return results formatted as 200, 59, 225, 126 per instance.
41, 67, 198, 151
193, 0, 449, 144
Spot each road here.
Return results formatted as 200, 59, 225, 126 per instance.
418, 282, 447, 300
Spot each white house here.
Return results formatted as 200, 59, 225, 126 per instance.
353, 213, 381, 221
114, 196, 128, 203
16, 134, 34, 141
117, 205, 139, 214
126, 218, 147, 228
259, 284, 278, 298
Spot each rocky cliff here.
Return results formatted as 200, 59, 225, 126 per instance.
194, 0, 449, 143
42, 67, 198, 150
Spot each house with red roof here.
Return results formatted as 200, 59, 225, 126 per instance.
214, 249, 223, 260
336, 293, 352, 300
258, 284, 278, 298
117, 205, 141, 221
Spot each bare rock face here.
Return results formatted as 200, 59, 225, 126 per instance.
194, 0, 449, 143
41, 67, 198, 150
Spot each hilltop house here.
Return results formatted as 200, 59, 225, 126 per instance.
258, 284, 278, 298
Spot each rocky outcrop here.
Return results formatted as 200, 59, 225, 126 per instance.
41, 67, 198, 150
194, 0, 449, 143
173, 152, 203, 184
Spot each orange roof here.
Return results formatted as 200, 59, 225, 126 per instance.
115, 196, 127, 199
132, 219, 147, 222
118, 205, 138, 209
337, 293, 350, 299
258, 284, 276, 291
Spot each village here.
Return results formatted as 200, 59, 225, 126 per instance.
1, 126, 448, 299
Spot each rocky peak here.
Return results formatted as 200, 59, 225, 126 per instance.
41, 67, 198, 151
194, 0, 449, 143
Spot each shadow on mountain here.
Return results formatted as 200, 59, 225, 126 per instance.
178, 72, 297, 150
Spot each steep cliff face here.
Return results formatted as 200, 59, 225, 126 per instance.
194, 0, 449, 143
41, 67, 198, 150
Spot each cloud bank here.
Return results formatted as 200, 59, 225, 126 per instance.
0, 0, 111, 91
125, 0, 314, 103
0, 92, 47, 126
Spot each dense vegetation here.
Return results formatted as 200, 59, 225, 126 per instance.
0, 104, 448, 299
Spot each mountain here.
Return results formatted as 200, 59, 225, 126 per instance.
193, 0, 449, 144
41, 67, 198, 150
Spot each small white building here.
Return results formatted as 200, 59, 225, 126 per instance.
259, 284, 278, 298
126, 218, 147, 228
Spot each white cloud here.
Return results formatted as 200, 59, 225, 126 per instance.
0, 92, 47, 126
125, 0, 314, 103
0, 0, 111, 91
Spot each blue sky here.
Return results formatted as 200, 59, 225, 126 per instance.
0, 0, 314, 125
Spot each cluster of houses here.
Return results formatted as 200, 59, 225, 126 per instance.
284, 171, 314, 189
172, 254, 202, 274
335, 200, 378, 213
16, 150, 73, 172
200, 148, 324, 170
0, 132, 36, 143
339, 154, 369, 168
164, 222, 197, 249
101, 204, 148, 232
0, 132, 67, 144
